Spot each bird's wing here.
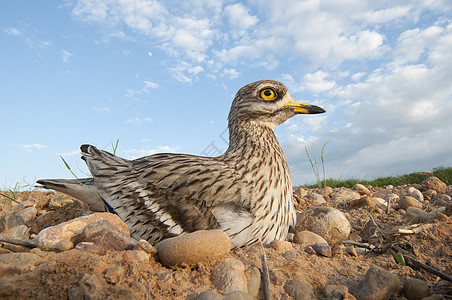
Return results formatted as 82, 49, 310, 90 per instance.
81, 145, 246, 244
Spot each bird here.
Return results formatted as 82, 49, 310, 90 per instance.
37, 80, 325, 248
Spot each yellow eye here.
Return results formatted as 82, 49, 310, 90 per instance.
259, 87, 277, 100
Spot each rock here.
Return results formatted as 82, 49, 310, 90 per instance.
50, 239, 74, 252
295, 207, 351, 244
408, 187, 424, 202
406, 207, 446, 223
82, 220, 137, 251
68, 273, 106, 300
15, 206, 37, 224
134, 239, 158, 256
352, 184, 371, 195
350, 196, 380, 209
331, 244, 343, 257
399, 196, 423, 210
344, 247, 358, 257
211, 258, 247, 294
75, 242, 108, 255
421, 177, 447, 192
156, 229, 230, 266
103, 266, 124, 284
418, 171, 434, 177
360, 217, 379, 242
268, 240, 293, 252
123, 250, 149, 265
0, 213, 25, 233
247, 266, 261, 298
322, 186, 334, 197
331, 189, 360, 204
294, 187, 308, 197
9, 200, 34, 214
1, 224, 30, 240
431, 194, 451, 215
195, 290, 223, 300
293, 230, 329, 247
373, 190, 399, 202
33, 212, 129, 250
325, 284, 349, 299
283, 279, 314, 300
224, 291, 253, 300
354, 266, 400, 300
420, 295, 445, 300
402, 278, 429, 300
312, 243, 332, 257
0, 253, 40, 277
306, 193, 326, 205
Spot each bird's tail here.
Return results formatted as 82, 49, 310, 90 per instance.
35, 178, 105, 212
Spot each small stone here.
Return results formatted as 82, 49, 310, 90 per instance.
103, 266, 124, 284
48, 195, 73, 210
305, 246, 316, 255
294, 187, 308, 197
325, 284, 349, 299
194, 290, 223, 300
306, 193, 326, 205
211, 257, 247, 294
268, 240, 293, 252
406, 207, 428, 223
9, 201, 33, 214
82, 220, 137, 251
399, 196, 422, 210
123, 250, 149, 265
402, 278, 429, 300
354, 266, 400, 300
420, 295, 445, 300
156, 229, 230, 266
344, 247, 358, 257
15, 206, 37, 225
51, 239, 74, 252
295, 206, 351, 245
68, 273, 106, 300
0, 253, 40, 277
421, 177, 447, 192
224, 291, 253, 300
331, 244, 343, 257
408, 187, 424, 202
134, 239, 157, 256
1, 224, 30, 240
0, 213, 25, 233
352, 184, 371, 195
247, 266, 261, 298
331, 189, 360, 204
312, 243, 332, 257
283, 279, 314, 300
350, 196, 380, 209
293, 230, 329, 247
33, 212, 129, 250
360, 217, 379, 242
373, 190, 399, 202
322, 186, 334, 197
75, 242, 108, 255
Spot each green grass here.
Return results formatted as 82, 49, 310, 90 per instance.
302, 166, 452, 188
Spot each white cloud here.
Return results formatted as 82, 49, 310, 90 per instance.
124, 117, 153, 125
94, 107, 110, 113
4, 27, 22, 36
120, 145, 178, 159
303, 71, 337, 93
61, 50, 74, 62
224, 3, 258, 29
10, 143, 46, 152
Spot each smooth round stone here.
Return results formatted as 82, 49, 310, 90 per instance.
156, 229, 230, 266
352, 184, 371, 195
293, 230, 328, 247
283, 279, 314, 300
399, 196, 422, 210
402, 278, 429, 300
211, 257, 247, 294
421, 177, 447, 192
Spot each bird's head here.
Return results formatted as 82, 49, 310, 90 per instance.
228, 80, 325, 129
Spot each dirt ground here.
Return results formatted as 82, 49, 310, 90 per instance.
0, 186, 451, 299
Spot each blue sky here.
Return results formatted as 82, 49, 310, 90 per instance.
1, 0, 452, 188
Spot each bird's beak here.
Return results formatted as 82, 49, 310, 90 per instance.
284, 101, 326, 114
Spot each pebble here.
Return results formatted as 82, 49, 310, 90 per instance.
0, 213, 25, 233
103, 266, 124, 284
344, 247, 358, 257
195, 290, 223, 300
325, 284, 349, 299
421, 177, 447, 192
1, 224, 30, 240
14, 206, 37, 224
293, 230, 329, 247
420, 295, 446, 300
406, 207, 446, 223
211, 258, 247, 294
82, 220, 137, 251
283, 279, 314, 300
0, 253, 40, 277
331, 188, 360, 204
68, 273, 106, 300
295, 206, 351, 245
9, 200, 34, 214
75, 242, 108, 256
134, 239, 158, 256
352, 184, 371, 195
350, 196, 380, 209
123, 250, 149, 265
402, 278, 429, 300
312, 243, 332, 257
354, 266, 400, 300
50, 239, 74, 252
331, 244, 343, 257
306, 193, 326, 205
247, 266, 261, 298
373, 190, 399, 202
224, 291, 253, 300
33, 212, 130, 250
408, 187, 424, 202
399, 196, 423, 210
268, 240, 293, 252
322, 186, 334, 197
294, 187, 308, 197
156, 229, 230, 266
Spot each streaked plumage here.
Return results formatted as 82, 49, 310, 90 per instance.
37, 80, 325, 248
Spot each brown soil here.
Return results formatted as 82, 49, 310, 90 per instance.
0, 189, 451, 299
